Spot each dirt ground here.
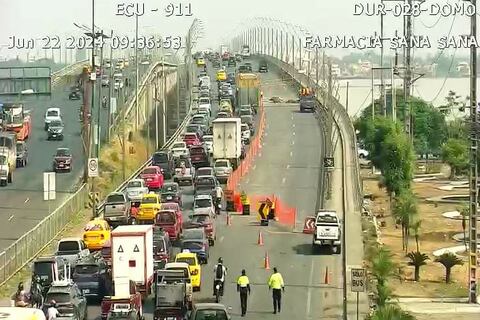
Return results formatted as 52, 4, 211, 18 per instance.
362, 166, 470, 298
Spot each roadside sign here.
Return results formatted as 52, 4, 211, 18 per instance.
88, 158, 99, 177
323, 157, 334, 169
43, 172, 56, 201
303, 216, 316, 234
350, 268, 366, 292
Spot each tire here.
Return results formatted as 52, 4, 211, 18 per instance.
335, 245, 342, 254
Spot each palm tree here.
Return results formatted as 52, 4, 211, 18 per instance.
371, 247, 396, 307
458, 203, 469, 250
370, 305, 416, 320
435, 252, 463, 283
410, 219, 422, 253
393, 189, 418, 253
407, 251, 429, 282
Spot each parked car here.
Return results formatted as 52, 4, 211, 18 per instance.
52, 148, 72, 173
16, 141, 28, 167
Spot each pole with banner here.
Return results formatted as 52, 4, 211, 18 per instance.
88, 158, 99, 217
350, 267, 366, 320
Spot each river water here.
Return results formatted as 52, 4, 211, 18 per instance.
334, 77, 474, 118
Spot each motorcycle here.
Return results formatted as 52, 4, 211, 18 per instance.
214, 280, 224, 303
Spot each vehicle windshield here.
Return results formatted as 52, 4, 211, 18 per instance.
199, 99, 210, 104
191, 117, 205, 124
84, 222, 105, 231
34, 262, 53, 279
156, 212, 176, 224
316, 214, 338, 224
182, 241, 204, 251
241, 125, 249, 131
142, 197, 158, 204
194, 199, 212, 208
142, 168, 157, 175
153, 153, 168, 163
203, 136, 213, 142
196, 177, 214, 186
45, 292, 71, 304
194, 310, 228, 320
74, 264, 99, 275
46, 110, 59, 117
58, 241, 79, 252
185, 134, 196, 139
240, 110, 251, 116
215, 161, 229, 168
172, 142, 185, 149
56, 149, 70, 157
127, 181, 142, 188
190, 215, 210, 224
190, 147, 204, 155
162, 184, 178, 193
183, 230, 204, 240
153, 238, 166, 253
166, 267, 189, 278
107, 194, 125, 203
176, 257, 196, 266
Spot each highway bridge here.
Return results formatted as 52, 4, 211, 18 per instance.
0, 18, 367, 320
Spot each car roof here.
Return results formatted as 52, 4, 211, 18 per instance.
197, 167, 213, 171
165, 262, 189, 269
163, 181, 178, 186
193, 303, 228, 311
47, 107, 60, 112
176, 252, 196, 259
59, 237, 81, 242
194, 194, 212, 200
183, 227, 204, 233
56, 147, 70, 152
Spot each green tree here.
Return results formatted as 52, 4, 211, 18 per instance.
407, 251, 429, 282
441, 138, 469, 179
371, 247, 396, 307
435, 252, 464, 283
410, 219, 422, 253
369, 305, 416, 320
393, 189, 418, 252
446, 118, 468, 140
458, 203, 469, 250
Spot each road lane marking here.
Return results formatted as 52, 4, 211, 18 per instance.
253, 165, 256, 170
286, 164, 290, 169
291, 141, 295, 145
24, 198, 29, 203
293, 132, 296, 136
220, 236, 224, 243
293, 124, 295, 128
282, 177, 286, 184
290, 151, 293, 157
306, 259, 315, 318
8, 215, 14, 221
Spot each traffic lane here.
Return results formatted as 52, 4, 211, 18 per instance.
0, 83, 84, 250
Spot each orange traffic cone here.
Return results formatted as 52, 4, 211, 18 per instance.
324, 266, 330, 284
257, 231, 264, 246
264, 252, 270, 270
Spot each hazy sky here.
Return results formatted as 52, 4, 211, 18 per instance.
0, 0, 472, 61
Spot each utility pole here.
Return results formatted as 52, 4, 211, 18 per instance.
90, 0, 96, 217
404, 0, 413, 138
371, 67, 375, 120
162, 56, 167, 146
135, 13, 139, 131
391, 57, 397, 122
468, 0, 478, 304
107, 32, 114, 142
380, 0, 386, 116
315, 48, 319, 89
96, 31, 104, 157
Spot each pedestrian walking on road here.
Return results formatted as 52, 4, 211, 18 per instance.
237, 269, 251, 317
268, 267, 285, 314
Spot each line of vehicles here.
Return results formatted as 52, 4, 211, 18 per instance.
12, 50, 263, 320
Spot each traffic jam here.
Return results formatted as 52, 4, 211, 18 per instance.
15, 47, 262, 319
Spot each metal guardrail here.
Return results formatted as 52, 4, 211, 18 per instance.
0, 58, 190, 288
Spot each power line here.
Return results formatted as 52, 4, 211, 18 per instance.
353, 89, 373, 118
419, 14, 442, 29
425, 14, 457, 68
414, 47, 457, 103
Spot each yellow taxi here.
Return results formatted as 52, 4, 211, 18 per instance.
219, 100, 233, 114
216, 70, 227, 81
137, 193, 162, 223
175, 251, 201, 291
82, 218, 111, 250
196, 58, 205, 66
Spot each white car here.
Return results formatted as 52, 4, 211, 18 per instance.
114, 79, 124, 90
358, 146, 369, 159
241, 124, 251, 144
172, 147, 189, 158
203, 135, 213, 154
193, 194, 215, 213
44, 107, 62, 130
172, 141, 187, 149
198, 98, 211, 114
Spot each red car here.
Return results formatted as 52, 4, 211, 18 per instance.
155, 210, 181, 241
161, 202, 183, 227
140, 166, 164, 190
183, 133, 201, 147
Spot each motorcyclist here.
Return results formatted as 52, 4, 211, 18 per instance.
215, 186, 223, 215
46, 300, 60, 320
102, 95, 107, 108
213, 258, 227, 296
14, 282, 29, 307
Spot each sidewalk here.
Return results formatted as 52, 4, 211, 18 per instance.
398, 298, 480, 319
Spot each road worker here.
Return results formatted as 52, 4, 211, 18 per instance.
268, 267, 285, 314
240, 191, 250, 215
237, 269, 251, 317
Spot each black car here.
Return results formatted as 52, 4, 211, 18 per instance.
47, 119, 64, 140
16, 141, 28, 167
160, 182, 182, 205
69, 91, 81, 100
72, 255, 109, 300
259, 61, 268, 72
238, 65, 251, 73
152, 151, 174, 179
44, 280, 88, 320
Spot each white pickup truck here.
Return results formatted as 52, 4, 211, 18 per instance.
312, 210, 341, 254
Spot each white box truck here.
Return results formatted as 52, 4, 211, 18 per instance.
212, 118, 241, 169
111, 225, 154, 296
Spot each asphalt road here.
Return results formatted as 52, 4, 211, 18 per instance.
0, 60, 149, 251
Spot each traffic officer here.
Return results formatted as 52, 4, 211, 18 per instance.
237, 269, 251, 317
240, 191, 250, 215
268, 267, 285, 314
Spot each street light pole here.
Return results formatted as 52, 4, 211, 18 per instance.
135, 13, 139, 131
